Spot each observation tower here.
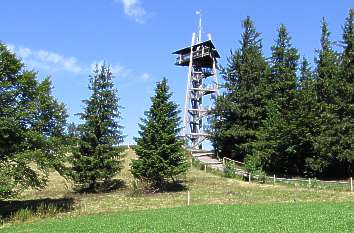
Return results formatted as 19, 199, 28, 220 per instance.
173, 12, 220, 149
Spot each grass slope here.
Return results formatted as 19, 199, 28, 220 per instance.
16, 150, 354, 213
1, 150, 353, 228
2, 202, 354, 233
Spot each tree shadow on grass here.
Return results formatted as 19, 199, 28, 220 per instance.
131, 179, 187, 196
162, 181, 188, 193
76, 179, 126, 194
0, 197, 74, 220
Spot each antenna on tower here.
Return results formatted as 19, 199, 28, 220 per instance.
196, 10, 202, 43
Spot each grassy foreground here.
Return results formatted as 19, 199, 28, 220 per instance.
2, 202, 354, 233
1, 149, 353, 229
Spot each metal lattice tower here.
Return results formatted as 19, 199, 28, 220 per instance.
173, 12, 220, 149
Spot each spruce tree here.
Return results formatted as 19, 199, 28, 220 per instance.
269, 24, 299, 109
69, 64, 124, 191
293, 57, 319, 176
335, 9, 354, 177
0, 43, 67, 199
311, 18, 342, 177
315, 18, 340, 105
131, 78, 188, 190
210, 17, 269, 163
299, 57, 312, 90
257, 24, 300, 175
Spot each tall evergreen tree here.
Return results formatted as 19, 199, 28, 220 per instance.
335, 9, 354, 177
269, 24, 299, 109
131, 78, 188, 190
310, 18, 342, 177
255, 25, 300, 175
0, 43, 67, 199
68, 64, 124, 191
315, 18, 340, 104
341, 9, 354, 84
293, 57, 319, 176
210, 17, 269, 163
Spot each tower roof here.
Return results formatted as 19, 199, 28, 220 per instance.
173, 40, 220, 58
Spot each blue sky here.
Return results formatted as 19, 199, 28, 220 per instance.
1, 0, 352, 144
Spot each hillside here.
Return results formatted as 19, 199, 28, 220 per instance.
1, 149, 353, 230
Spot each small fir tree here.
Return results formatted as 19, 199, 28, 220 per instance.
131, 78, 188, 190
69, 64, 124, 191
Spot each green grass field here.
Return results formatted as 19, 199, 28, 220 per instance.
1, 150, 353, 231
2, 202, 354, 233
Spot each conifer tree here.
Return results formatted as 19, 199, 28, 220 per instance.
310, 18, 342, 177
299, 57, 312, 90
335, 9, 354, 177
69, 64, 124, 191
256, 25, 300, 175
269, 24, 299, 109
210, 17, 269, 163
0, 43, 67, 198
315, 18, 340, 105
293, 57, 319, 176
131, 78, 188, 190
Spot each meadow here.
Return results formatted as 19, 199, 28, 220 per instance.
1, 149, 353, 231
2, 202, 354, 233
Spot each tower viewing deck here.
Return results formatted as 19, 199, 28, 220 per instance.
173, 40, 220, 68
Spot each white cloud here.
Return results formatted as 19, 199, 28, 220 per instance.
8, 44, 83, 74
119, 0, 147, 23
5, 43, 151, 86
90, 60, 132, 78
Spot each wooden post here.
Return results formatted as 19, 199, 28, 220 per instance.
308, 178, 311, 187
204, 164, 207, 172
83, 200, 87, 213
187, 191, 190, 206
222, 157, 225, 166
350, 177, 353, 192
248, 173, 251, 183
273, 174, 276, 185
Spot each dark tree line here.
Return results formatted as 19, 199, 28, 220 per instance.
211, 10, 354, 178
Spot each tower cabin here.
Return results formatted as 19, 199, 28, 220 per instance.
173, 40, 220, 68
